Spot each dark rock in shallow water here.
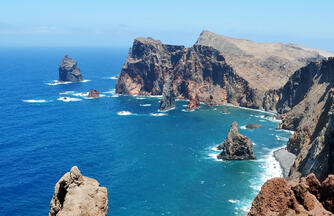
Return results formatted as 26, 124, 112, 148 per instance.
159, 74, 175, 111
59, 55, 82, 82
88, 89, 100, 98
217, 121, 256, 160
49, 166, 108, 216
246, 123, 261, 129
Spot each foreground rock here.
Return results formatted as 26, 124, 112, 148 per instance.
248, 174, 334, 216
159, 74, 175, 111
49, 166, 108, 216
59, 55, 83, 82
88, 89, 100, 98
217, 121, 255, 160
245, 123, 261, 129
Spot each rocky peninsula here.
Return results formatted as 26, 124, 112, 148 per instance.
49, 166, 108, 216
217, 121, 255, 160
59, 55, 83, 82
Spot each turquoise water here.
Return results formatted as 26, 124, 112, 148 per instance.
0, 47, 292, 215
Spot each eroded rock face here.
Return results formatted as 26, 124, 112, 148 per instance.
159, 74, 175, 111
59, 56, 82, 82
49, 166, 108, 216
217, 121, 255, 160
248, 174, 334, 216
88, 89, 100, 98
187, 94, 200, 111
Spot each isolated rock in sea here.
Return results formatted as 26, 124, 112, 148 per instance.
49, 166, 108, 216
245, 123, 261, 129
88, 89, 100, 98
59, 55, 83, 82
248, 173, 334, 216
159, 74, 175, 111
217, 121, 255, 160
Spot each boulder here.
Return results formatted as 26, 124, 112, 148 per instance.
217, 121, 255, 160
245, 123, 261, 129
59, 55, 82, 82
49, 166, 108, 216
88, 89, 100, 98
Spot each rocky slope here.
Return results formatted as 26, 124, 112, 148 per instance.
248, 174, 334, 216
217, 121, 255, 160
49, 166, 108, 216
159, 74, 175, 111
59, 55, 83, 82
116, 31, 333, 110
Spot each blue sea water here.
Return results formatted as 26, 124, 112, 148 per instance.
0, 47, 293, 216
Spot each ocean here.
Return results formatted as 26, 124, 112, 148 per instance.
0, 47, 292, 216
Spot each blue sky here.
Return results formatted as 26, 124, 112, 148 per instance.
1, 0, 334, 51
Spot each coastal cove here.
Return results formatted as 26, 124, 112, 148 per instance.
0, 48, 293, 216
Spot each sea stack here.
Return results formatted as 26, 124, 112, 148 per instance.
88, 89, 100, 98
59, 55, 83, 82
217, 121, 256, 160
49, 166, 108, 216
159, 74, 175, 111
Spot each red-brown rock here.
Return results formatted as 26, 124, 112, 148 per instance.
248, 174, 334, 216
88, 89, 100, 98
187, 94, 200, 111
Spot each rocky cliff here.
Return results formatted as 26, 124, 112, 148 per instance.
217, 121, 255, 160
248, 174, 334, 215
116, 31, 332, 111
159, 74, 175, 111
59, 55, 83, 82
49, 166, 108, 216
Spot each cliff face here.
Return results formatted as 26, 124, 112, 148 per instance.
276, 58, 334, 181
49, 166, 108, 216
59, 55, 82, 82
116, 31, 332, 111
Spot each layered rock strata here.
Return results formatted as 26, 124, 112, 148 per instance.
217, 121, 255, 160
248, 174, 334, 216
49, 166, 108, 216
59, 55, 83, 82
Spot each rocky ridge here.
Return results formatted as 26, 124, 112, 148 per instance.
49, 166, 108, 216
217, 121, 255, 160
59, 55, 83, 82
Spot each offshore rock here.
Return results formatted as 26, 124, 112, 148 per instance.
88, 89, 100, 98
49, 166, 108, 216
245, 123, 261, 129
217, 121, 255, 160
248, 174, 334, 216
59, 55, 83, 82
159, 74, 175, 111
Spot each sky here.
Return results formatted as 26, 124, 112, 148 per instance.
1, 0, 334, 51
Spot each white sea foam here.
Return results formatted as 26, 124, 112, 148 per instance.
228, 200, 240, 204
276, 129, 295, 135
72, 92, 89, 97
103, 89, 116, 94
140, 104, 152, 107
224, 103, 276, 115
240, 125, 247, 130
59, 91, 75, 95
111, 93, 120, 98
208, 153, 221, 161
275, 135, 289, 142
22, 99, 48, 103
150, 113, 167, 117
104, 76, 118, 80
117, 111, 132, 116
57, 97, 82, 102
47, 79, 90, 86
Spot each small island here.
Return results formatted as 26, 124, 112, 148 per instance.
59, 55, 83, 82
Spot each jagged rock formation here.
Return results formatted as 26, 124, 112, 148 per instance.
59, 55, 83, 82
217, 121, 255, 160
49, 166, 108, 216
248, 173, 334, 216
187, 94, 200, 111
116, 31, 332, 110
88, 89, 100, 98
159, 74, 175, 111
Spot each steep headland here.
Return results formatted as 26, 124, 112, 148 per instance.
59, 55, 83, 82
217, 121, 255, 160
49, 166, 108, 216
116, 30, 333, 110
